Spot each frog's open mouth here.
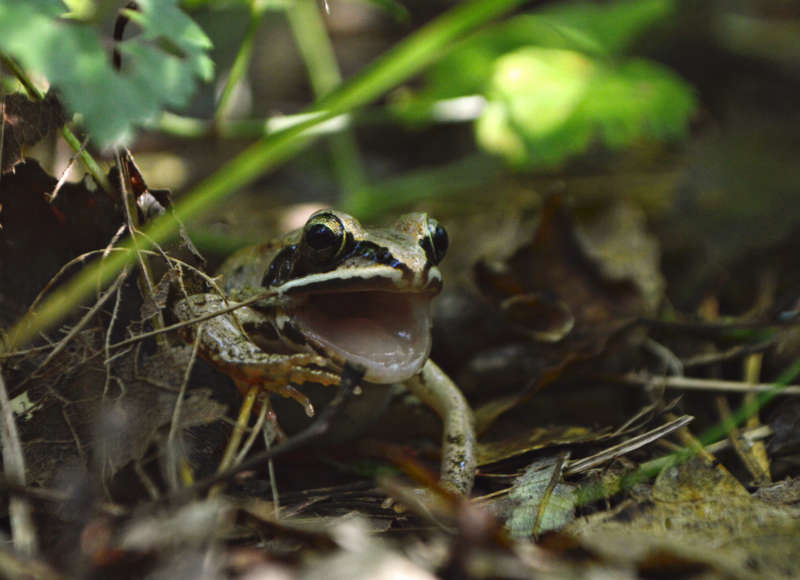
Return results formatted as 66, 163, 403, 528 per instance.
288, 291, 433, 384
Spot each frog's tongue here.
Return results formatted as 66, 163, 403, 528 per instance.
289, 292, 432, 384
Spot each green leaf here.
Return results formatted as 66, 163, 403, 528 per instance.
349, 0, 410, 24
0, 0, 212, 147
126, 0, 214, 82
476, 47, 696, 167
421, 0, 675, 101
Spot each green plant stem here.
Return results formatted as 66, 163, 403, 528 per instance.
4, 0, 529, 351
286, 0, 367, 197
214, 0, 268, 121
1, 56, 111, 193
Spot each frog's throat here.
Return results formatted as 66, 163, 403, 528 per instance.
277, 291, 433, 384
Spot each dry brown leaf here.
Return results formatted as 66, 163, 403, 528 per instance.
1, 92, 65, 174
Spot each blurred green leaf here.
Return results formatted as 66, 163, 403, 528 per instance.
61, 0, 96, 19
0, 0, 212, 147
476, 47, 695, 167
422, 0, 674, 100
353, 0, 410, 24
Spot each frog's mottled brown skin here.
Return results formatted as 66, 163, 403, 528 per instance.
174, 209, 476, 494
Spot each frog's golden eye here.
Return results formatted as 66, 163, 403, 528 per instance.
302, 212, 347, 263
421, 217, 448, 265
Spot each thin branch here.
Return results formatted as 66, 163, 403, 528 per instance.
614, 372, 800, 395
165, 321, 204, 491
47, 135, 90, 203
108, 288, 278, 352
24, 270, 128, 380
156, 363, 365, 507
0, 370, 37, 555
565, 415, 694, 476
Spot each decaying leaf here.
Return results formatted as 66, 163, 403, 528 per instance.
0, 160, 120, 327
569, 456, 800, 578
468, 195, 661, 440
476, 424, 597, 466
14, 327, 225, 488
476, 195, 656, 364
489, 456, 577, 538
1, 92, 65, 174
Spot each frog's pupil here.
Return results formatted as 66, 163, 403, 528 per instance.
306, 223, 337, 251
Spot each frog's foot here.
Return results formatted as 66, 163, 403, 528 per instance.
233, 353, 341, 416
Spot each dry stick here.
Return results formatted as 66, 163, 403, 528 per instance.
615, 372, 800, 395
0, 370, 37, 555
48, 135, 90, 203
28, 226, 126, 312
0, 245, 271, 360
682, 339, 775, 369
215, 386, 259, 478
102, 275, 126, 397
234, 395, 270, 466
564, 414, 694, 476
157, 363, 365, 506
705, 424, 773, 456
117, 150, 168, 349
715, 396, 769, 484
165, 321, 204, 491
261, 407, 281, 519
744, 354, 771, 479
0, 475, 125, 517
22, 270, 128, 383
108, 289, 279, 352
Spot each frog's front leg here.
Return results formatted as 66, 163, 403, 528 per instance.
173, 294, 340, 416
404, 361, 477, 495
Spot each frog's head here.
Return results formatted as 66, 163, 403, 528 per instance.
264, 210, 448, 384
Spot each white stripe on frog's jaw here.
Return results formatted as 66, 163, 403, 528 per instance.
273, 263, 443, 297
274, 264, 403, 295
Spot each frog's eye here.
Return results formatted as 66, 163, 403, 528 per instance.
421, 217, 448, 265
302, 212, 347, 263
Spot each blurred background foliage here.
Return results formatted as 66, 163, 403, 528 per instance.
2, 0, 800, 336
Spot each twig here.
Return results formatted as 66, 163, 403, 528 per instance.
235, 395, 270, 466
117, 149, 168, 348
615, 372, 800, 395
0, 476, 125, 517
704, 424, 773, 455
0, 370, 37, 555
20, 270, 128, 386
47, 135, 89, 203
565, 415, 694, 476
107, 289, 278, 352
156, 363, 365, 506
681, 339, 775, 369
715, 396, 769, 484
165, 321, 204, 491
744, 353, 771, 479
102, 274, 126, 397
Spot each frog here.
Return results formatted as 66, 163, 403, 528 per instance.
172, 209, 477, 495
